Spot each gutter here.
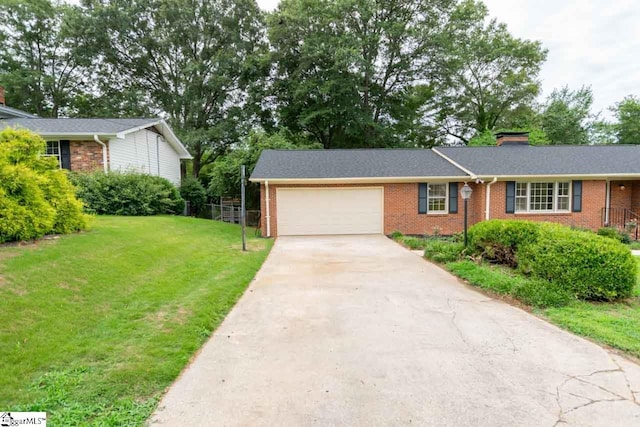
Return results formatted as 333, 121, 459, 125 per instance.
485, 177, 498, 220
265, 180, 271, 237
93, 135, 108, 173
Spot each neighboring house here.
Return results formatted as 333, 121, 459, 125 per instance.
0, 103, 191, 185
250, 133, 640, 237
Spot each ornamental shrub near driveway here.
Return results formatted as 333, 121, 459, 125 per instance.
467, 219, 636, 301
519, 228, 636, 301
467, 220, 541, 267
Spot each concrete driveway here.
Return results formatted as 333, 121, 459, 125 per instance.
151, 235, 640, 426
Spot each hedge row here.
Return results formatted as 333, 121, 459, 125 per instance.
468, 220, 636, 301
70, 172, 185, 216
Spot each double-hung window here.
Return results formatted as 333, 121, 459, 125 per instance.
44, 141, 62, 168
515, 182, 570, 213
418, 183, 449, 214
428, 183, 447, 213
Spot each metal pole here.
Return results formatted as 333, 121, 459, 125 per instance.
464, 198, 468, 247
241, 165, 246, 252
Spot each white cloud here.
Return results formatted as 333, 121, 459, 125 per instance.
483, 0, 640, 117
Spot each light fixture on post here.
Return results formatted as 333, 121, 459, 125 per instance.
460, 183, 473, 247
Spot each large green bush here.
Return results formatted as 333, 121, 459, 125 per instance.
71, 172, 185, 216
519, 228, 636, 301
179, 176, 207, 215
0, 128, 87, 242
468, 220, 542, 267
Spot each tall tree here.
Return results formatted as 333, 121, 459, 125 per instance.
612, 95, 640, 145
541, 85, 594, 145
85, 0, 267, 177
432, 0, 547, 144
267, 0, 457, 148
0, 0, 92, 117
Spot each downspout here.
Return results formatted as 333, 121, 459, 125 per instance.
485, 177, 498, 220
93, 135, 108, 173
605, 181, 611, 225
265, 180, 271, 237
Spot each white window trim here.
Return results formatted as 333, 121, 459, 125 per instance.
427, 183, 448, 214
515, 181, 571, 214
44, 140, 62, 168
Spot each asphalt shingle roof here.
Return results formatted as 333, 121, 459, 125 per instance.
251, 149, 468, 180
437, 145, 640, 176
0, 118, 159, 134
0, 105, 37, 119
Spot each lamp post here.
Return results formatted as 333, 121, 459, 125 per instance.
460, 183, 473, 247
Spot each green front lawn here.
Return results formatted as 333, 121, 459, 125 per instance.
0, 216, 272, 425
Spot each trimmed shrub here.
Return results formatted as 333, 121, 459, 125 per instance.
424, 240, 464, 263
71, 172, 185, 216
180, 177, 207, 216
519, 228, 636, 301
0, 128, 87, 242
468, 220, 541, 267
598, 226, 631, 244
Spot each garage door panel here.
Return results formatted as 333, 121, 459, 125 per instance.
277, 188, 383, 236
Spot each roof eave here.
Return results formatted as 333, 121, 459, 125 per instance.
249, 176, 470, 184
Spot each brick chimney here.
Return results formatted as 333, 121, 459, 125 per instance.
0, 87, 5, 106
496, 131, 529, 146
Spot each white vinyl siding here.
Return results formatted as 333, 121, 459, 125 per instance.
515, 182, 571, 213
109, 129, 181, 184
276, 187, 383, 236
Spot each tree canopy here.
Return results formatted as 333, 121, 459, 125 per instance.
0, 0, 637, 190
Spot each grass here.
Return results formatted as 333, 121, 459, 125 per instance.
446, 260, 572, 308
0, 216, 272, 425
543, 258, 640, 358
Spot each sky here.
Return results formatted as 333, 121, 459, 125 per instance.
257, 0, 640, 118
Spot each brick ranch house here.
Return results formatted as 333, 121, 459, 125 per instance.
250, 133, 640, 238
0, 101, 191, 185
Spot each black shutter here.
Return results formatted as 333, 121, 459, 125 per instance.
506, 181, 516, 213
418, 183, 428, 214
449, 182, 458, 213
572, 180, 582, 212
60, 140, 71, 170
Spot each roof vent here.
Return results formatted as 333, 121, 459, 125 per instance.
0, 87, 5, 106
496, 131, 529, 146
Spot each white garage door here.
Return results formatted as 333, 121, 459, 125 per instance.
276, 187, 384, 236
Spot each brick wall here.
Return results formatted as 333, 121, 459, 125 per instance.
489, 180, 606, 230
631, 182, 640, 213
69, 140, 105, 172
259, 179, 611, 237
610, 180, 633, 210
260, 182, 484, 237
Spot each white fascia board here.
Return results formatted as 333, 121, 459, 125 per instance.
477, 174, 640, 180
39, 132, 117, 139
248, 176, 471, 184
